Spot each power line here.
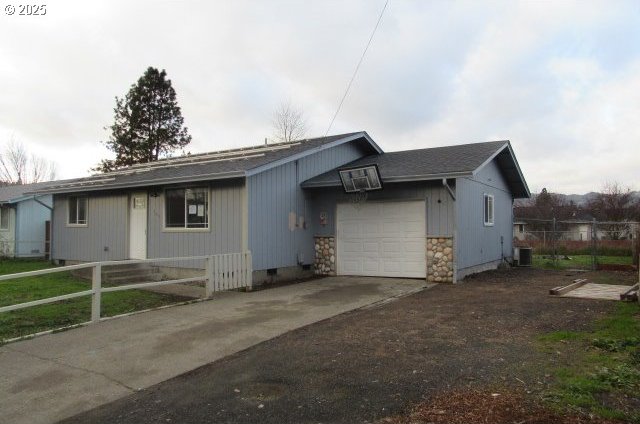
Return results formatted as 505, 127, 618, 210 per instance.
324, 0, 389, 136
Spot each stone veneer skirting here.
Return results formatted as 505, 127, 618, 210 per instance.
427, 237, 454, 283
314, 236, 336, 276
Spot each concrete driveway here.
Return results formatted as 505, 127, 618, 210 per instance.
0, 276, 427, 424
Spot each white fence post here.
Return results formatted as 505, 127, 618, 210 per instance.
91, 263, 102, 323
205, 256, 214, 298
246, 251, 253, 291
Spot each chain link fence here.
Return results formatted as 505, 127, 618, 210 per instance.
514, 218, 639, 270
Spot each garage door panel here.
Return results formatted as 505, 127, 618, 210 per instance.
338, 223, 361, 238
337, 201, 426, 278
402, 261, 426, 275
362, 222, 380, 235
363, 242, 379, 253
403, 241, 424, 252
363, 260, 380, 273
340, 259, 362, 273
382, 260, 402, 273
341, 241, 364, 253
382, 221, 402, 235
403, 221, 424, 236
382, 241, 402, 254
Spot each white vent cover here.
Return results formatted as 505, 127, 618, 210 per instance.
339, 165, 382, 193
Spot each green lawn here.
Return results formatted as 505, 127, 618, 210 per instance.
532, 254, 633, 270
538, 302, 640, 422
0, 259, 186, 341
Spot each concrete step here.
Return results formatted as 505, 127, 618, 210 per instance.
105, 273, 164, 284
101, 267, 160, 278
72, 263, 160, 280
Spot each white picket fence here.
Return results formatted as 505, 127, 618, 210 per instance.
0, 252, 253, 324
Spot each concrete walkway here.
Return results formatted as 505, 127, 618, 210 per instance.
0, 277, 427, 424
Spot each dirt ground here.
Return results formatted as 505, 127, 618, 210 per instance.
58, 268, 637, 424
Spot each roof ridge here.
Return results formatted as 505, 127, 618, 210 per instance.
383, 140, 508, 155
99, 132, 364, 174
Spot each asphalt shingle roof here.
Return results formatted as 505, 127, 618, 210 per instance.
0, 181, 57, 203
34, 132, 371, 194
302, 140, 509, 187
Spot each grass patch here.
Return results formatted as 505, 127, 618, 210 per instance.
0, 259, 186, 341
538, 302, 640, 422
533, 255, 632, 270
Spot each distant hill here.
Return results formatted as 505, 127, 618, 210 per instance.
515, 191, 640, 206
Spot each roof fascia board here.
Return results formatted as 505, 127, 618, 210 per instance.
301, 171, 474, 188
32, 172, 246, 195
470, 141, 510, 177
471, 141, 531, 198
245, 132, 381, 177
503, 143, 531, 198
8, 193, 51, 204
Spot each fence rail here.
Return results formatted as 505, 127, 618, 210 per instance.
0, 252, 253, 323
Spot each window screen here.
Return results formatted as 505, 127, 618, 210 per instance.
483, 194, 494, 226
68, 196, 87, 225
165, 187, 209, 229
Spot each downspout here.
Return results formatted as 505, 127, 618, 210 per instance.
29, 195, 53, 211
442, 178, 456, 201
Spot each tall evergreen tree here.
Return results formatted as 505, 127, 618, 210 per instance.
94, 67, 191, 172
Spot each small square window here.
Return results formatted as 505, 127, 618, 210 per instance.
483, 194, 494, 226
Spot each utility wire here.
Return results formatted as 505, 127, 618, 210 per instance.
325, 0, 389, 136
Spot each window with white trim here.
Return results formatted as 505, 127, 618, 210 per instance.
165, 187, 209, 229
0, 207, 9, 230
483, 194, 494, 226
68, 196, 88, 225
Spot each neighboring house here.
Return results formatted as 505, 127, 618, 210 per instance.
562, 219, 638, 241
32, 132, 529, 283
513, 220, 527, 241
0, 182, 54, 258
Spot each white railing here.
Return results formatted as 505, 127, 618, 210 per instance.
0, 252, 253, 323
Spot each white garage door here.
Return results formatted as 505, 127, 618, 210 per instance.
336, 201, 426, 278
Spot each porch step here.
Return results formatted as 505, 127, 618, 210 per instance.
105, 272, 164, 284
72, 263, 164, 283
102, 264, 163, 284
101, 266, 160, 278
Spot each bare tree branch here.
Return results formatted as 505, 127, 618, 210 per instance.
271, 101, 307, 143
586, 182, 636, 239
0, 139, 57, 184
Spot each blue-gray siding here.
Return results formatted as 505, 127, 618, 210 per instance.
147, 181, 243, 259
455, 159, 513, 273
52, 193, 128, 261
15, 195, 52, 257
247, 140, 369, 270
53, 182, 243, 263
309, 181, 455, 238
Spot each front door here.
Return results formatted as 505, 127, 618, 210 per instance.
129, 192, 147, 259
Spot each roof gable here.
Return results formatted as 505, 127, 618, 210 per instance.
301, 140, 529, 198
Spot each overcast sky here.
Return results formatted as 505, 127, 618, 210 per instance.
1, 0, 639, 194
